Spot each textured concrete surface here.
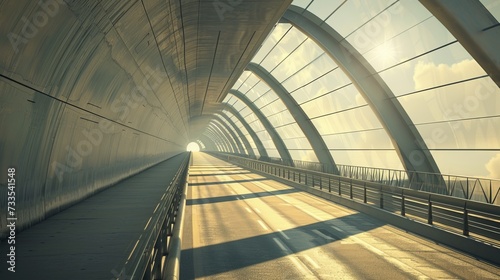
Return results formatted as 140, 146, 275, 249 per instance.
0, 153, 188, 280
181, 153, 500, 279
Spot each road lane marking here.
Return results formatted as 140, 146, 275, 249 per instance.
290, 256, 314, 277
312, 229, 334, 240
279, 197, 325, 221
273, 237, 290, 253
254, 208, 261, 214
245, 207, 252, 213
257, 220, 269, 231
330, 226, 434, 279
304, 255, 320, 269
331, 226, 344, 233
278, 229, 290, 240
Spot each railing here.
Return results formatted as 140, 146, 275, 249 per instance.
224, 153, 500, 205
114, 153, 190, 280
211, 152, 500, 248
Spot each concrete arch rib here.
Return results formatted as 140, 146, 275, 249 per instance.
216, 113, 256, 157
201, 132, 221, 152
209, 123, 239, 154
207, 127, 232, 153
205, 127, 229, 153
195, 139, 206, 150
202, 131, 221, 152
199, 134, 217, 151
420, 0, 500, 87
213, 117, 247, 155
229, 89, 294, 166
246, 63, 339, 174
221, 103, 269, 158
282, 6, 445, 188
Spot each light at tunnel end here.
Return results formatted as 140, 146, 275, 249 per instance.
186, 142, 200, 152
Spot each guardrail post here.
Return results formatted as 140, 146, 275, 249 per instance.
363, 182, 367, 203
350, 179, 353, 199
328, 177, 331, 192
489, 181, 492, 204
428, 195, 433, 225
338, 177, 341, 196
466, 177, 469, 199
401, 190, 405, 216
153, 238, 162, 279
320, 176, 323, 190
463, 202, 469, 236
305, 173, 308, 186
299, 173, 301, 183
379, 186, 384, 209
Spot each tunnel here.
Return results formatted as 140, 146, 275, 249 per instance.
1, 0, 500, 279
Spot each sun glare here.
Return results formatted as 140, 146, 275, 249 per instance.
373, 41, 398, 67
186, 142, 200, 152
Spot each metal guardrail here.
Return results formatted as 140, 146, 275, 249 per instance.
212, 152, 500, 248
227, 153, 500, 205
114, 153, 190, 280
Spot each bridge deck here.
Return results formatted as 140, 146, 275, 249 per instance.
181, 152, 499, 279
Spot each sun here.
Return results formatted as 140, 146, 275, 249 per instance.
372, 41, 398, 68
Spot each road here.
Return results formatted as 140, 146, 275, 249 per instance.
181, 152, 499, 279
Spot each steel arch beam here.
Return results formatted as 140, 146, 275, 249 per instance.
419, 0, 500, 87
201, 132, 220, 152
213, 117, 246, 155
229, 89, 294, 165
215, 113, 255, 157
206, 128, 231, 153
199, 135, 216, 151
209, 123, 238, 154
221, 103, 269, 158
196, 139, 206, 150
247, 63, 339, 174
208, 123, 239, 154
282, 6, 444, 186
197, 140, 205, 150
204, 128, 227, 152
201, 133, 220, 152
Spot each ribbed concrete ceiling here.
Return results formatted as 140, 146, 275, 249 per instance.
174, 0, 293, 138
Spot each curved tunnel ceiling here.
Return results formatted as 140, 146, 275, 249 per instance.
0, 0, 292, 233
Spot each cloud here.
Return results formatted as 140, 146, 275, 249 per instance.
486, 153, 500, 179
413, 59, 485, 91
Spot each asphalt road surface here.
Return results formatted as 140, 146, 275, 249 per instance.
181, 152, 499, 279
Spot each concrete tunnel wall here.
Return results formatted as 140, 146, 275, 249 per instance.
0, 1, 189, 237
